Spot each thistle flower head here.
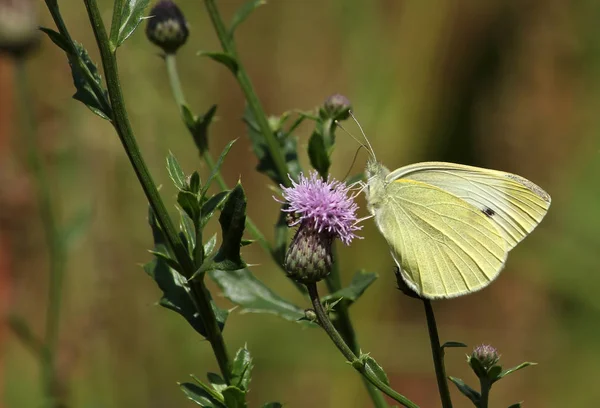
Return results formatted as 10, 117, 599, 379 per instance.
321, 93, 352, 121
278, 172, 361, 245
470, 344, 500, 370
146, 0, 189, 54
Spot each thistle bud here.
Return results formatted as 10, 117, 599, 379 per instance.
321, 93, 352, 121
0, 0, 39, 57
284, 222, 333, 284
146, 0, 189, 54
470, 344, 500, 372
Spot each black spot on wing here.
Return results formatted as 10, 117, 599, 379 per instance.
483, 207, 495, 217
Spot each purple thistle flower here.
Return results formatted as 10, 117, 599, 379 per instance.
277, 172, 361, 245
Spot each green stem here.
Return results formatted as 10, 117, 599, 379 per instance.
423, 299, 453, 408
15, 58, 65, 407
202, 0, 291, 187
306, 283, 419, 408
81, 0, 231, 384
325, 248, 388, 408
479, 379, 490, 408
163, 53, 272, 256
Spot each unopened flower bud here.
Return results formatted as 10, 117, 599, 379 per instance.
0, 0, 39, 57
470, 344, 500, 371
322, 93, 352, 120
146, 0, 189, 54
284, 222, 333, 284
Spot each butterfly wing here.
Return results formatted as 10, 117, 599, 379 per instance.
372, 178, 508, 298
387, 162, 551, 250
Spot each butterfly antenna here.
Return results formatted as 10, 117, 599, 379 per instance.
342, 145, 365, 182
349, 110, 376, 161
335, 120, 370, 154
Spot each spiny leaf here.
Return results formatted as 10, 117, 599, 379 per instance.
222, 386, 246, 408
202, 139, 237, 196
182, 105, 217, 155
179, 382, 226, 407
167, 151, 187, 190
231, 346, 253, 391
308, 131, 330, 178
198, 51, 238, 73
40, 27, 73, 53
449, 376, 481, 406
70, 42, 110, 120
363, 356, 390, 386
212, 184, 247, 271
323, 270, 378, 306
112, 0, 151, 48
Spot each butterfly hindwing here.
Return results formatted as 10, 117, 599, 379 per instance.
387, 162, 551, 250
373, 178, 508, 298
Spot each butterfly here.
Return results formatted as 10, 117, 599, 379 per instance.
348, 116, 551, 299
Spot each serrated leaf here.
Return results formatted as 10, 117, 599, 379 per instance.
207, 372, 227, 394
182, 105, 217, 155
70, 43, 110, 119
202, 139, 237, 196
229, 0, 266, 36
40, 27, 73, 53
112, 0, 150, 47
448, 376, 481, 406
243, 106, 301, 185
180, 382, 226, 407
167, 152, 187, 190
363, 356, 390, 386
209, 269, 304, 321
308, 131, 330, 178
178, 190, 200, 224
179, 210, 196, 253
222, 386, 246, 408
212, 184, 247, 271
201, 191, 231, 227
496, 362, 537, 383
442, 341, 468, 349
323, 270, 378, 306
232, 346, 253, 391
148, 249, 183, 274
198, 51, 238, 73
204, 234, 218, 257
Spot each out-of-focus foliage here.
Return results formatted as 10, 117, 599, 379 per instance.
1, 0, 599, 407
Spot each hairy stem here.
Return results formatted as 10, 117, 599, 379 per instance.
81, 0, 231, 383
423, 299, 453, 408
306, 283, 419, 408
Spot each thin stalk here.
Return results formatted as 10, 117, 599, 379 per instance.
15, 58, 65, 406
163, 53, 272, 255
325, 247, 388, 408
81, 0, 231, 383
423, 299, 453, 408
306, 283, 419, 408
479, 379, 490, 408
202, 0, 291, 187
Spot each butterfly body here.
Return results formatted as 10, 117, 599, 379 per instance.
364, 159, 551, 299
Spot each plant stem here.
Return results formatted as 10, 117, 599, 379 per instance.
202, 0, 291, 187
81, 0, 231, 383
423, 299, 453, 408
306, 283, 419, 408
15, 58, 65, 407
163, 53, 272, 256
479, 379, 490, 408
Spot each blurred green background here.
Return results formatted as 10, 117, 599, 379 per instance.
1, 0, 599, 406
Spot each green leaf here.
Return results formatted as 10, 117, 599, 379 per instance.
182, 105, 217, 155
112, 0, 150, 48
363, 355, 390, 386
469, 355, 488, 379
180, 382, 226, 407
323, 270, 378, 306
448, 376, 481, 406
441, 341, 468, 349
207, 373, 227, 394
212, 184, 247, 271
204, 234, 218, 257
243, 107, 301, 185
202, 139, 237, 196
209, 269, 304, 321
167, 152, 187, 190
231, 346, 253, 391
229, 0, 266, 36
201, 191, 231, 227
189, 171, 201, 194
198, 51, 238, 73
496, 362, 537, 383
222, 386, 246, 408
40, 27, 73, 53
308, 131, 330, 178
488, 364, 502, 382
70, 42, 110, 120
179, 210, 196, 253
178, 190, 200, 224
148, 248, 183, 274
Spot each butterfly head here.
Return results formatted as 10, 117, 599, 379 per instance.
364, 159, 389, 212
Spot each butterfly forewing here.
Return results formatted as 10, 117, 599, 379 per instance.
387, 162, 551, 250
373, 179, 508, 298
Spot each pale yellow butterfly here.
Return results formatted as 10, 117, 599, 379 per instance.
347, 114, 551, 299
